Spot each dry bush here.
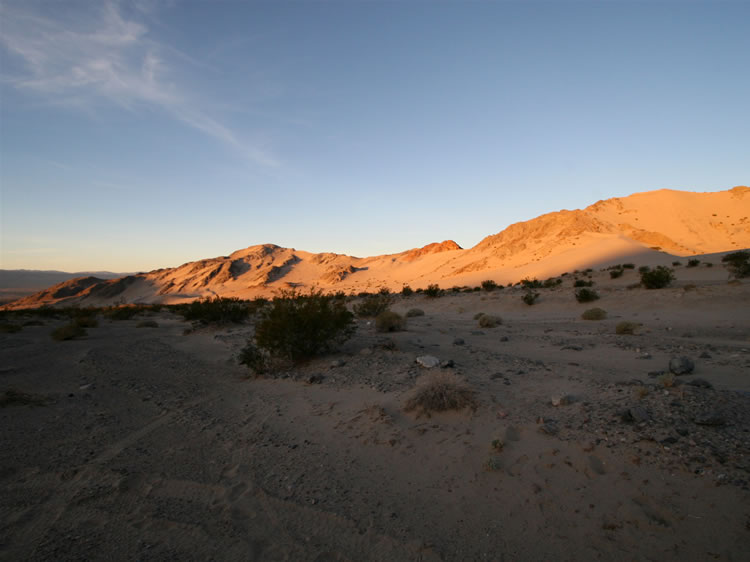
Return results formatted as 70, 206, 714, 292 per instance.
581, 307, 607, 320
51, 323, 87, 341
405, 308, 424, 317
575, 288, 599, 303
136, 320, 159, 328
659, 372, 676, 388
478, 314, 502, 328
640, 266, 675, 289
404, 373, 477, 417
522, 291, 540, 305
616, 321, 641, 335
375, 310, 406, 332
74, 314, 99, 328
353, 293, 392, 317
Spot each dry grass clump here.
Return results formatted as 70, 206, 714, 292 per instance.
404, 373, 478, 417
73, 314, 99, 328
477, 314, 502, 328
375, 310, 406, 332
354, 293, 392, 317
522, 291, 539, 305
659, 372, 676, 388
575, 288, 600, 303
136, 320, 159, 328
581, 307, 607, 320
51, 323, 87, 341
615, 321, 641, 335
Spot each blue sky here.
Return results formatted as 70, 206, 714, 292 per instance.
1, 0, 748, 272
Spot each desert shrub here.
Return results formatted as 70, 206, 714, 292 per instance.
622, 263, 635, 269
51, 323, 87, 341
404, 373, 477, 417
180, 296, 252, 324
722, 250, 750, 278
609, 269, 624, 279
638, 265, 650, 273
520, 278, 542, 289
573, 279, 594, 288
481, 280, 498, 292
104, 306, 142, 320
378, 287, 391, 296
705, 262, 713, 268
659, 372, 676, 388
683, 284, 697, 291
478, 314, 502, 328
23, 320, 45, 327
575, 288, 599, 303
615, 321, 640, 335
423, 284, 442, 298
406, 308, 425, 317
375, 310, 406, 332
254, 290, 355, 361
401, 285, 414, 297
238, 342, 268, 374
74, 315, 99, 328
581, 307, 607, 320
353, 293, 392, 317
672, 261, 682, 266
522, 291, 540, 305
136, 320, 158, 328
542, 277, 562, 288
0, 323, 22, 334
687, 259, 700, 268
640, 266, 675, 289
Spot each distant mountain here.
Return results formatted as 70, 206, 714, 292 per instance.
0, 270, 126, 290
5, 186, 749, 309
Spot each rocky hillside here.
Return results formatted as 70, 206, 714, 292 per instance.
6, 186, 749, 309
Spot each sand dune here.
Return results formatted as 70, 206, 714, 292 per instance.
5, 185, 749, 309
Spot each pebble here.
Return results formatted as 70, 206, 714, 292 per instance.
415, 355, 440, 368
669, 356, 695, 375
453, 338, 465, 346
687, 378, 713, 389
538, 422, 559, 436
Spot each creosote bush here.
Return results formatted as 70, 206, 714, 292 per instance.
404, 373, 478, 418
238, 341, 268, 374
615, 321, 641, 335
51, 323, 87, 341
179, 296, 254, 324
687, 259, 700, 268
136, 320, 159, 328
520, 278, 542, 289
640, 266, 675, 289
609, 268, 624, 279
353, 293, 392, 317
573, 279, 594, 288
522, 291, 540, 305
722, 250, 750, 278
401, 285, 414, 297
253, 289, 355, 362
581, 307, 607, 320
423, 284, 442, 298
481, 280, 498, 292
575, 288, 599, 303
405, 308, 425, 317
375, 310, 406, 332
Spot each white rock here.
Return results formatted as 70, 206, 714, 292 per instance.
415, 355, 440, 368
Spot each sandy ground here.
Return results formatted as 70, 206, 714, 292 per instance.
2, 265, 750, 561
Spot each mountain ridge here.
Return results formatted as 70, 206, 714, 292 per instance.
5, 186, 749, 309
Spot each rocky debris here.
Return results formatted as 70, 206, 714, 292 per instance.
561, 345, 583, 351
440, 359, 455, 369
621, 405, 650, 423
499, 336, 509, 342
699, 351, 712, 359
330, 359, 346, 368
550, 394, 577, 406
470, 331, 485, 336
306, 374, 325, 385
415, 355, 440, 368
669, 356, 695, 375
687, 378, 713, 389
538, 421, 559, 436
694, 412, 726, 426
453, 338, 465, 346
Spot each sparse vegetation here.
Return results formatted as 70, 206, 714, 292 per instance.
51, 323, 87, 341
640, 266, 675, 289
622, 263, 635, 269
574, 279, 594, 288
238, 341, 268, 374
353, 293, 392, 317
406, 308, 425, 317
615, 321, 641, 335
687, 259, 700, 268
638, 265, 650, 273
73, 314, 99, 328
575, 288, 599, 303
722, 250, 750, 278
522, 291, 540, 305
659, 372, 676, 388
609, 268, 624, 279
581, 307, 607, 320
423, 284, 442, 298
375, 310, 406, 333
0, 323, 22, 334
136, 320, 159, 328
477, 314, 502, 328
481, 280, 498, 292
633, 385, 650, 399
179, 296, 254, 324
404, 373, 477, 417
104, 306, 143, 320
672, 261, 682, 267
542, 277, 562, 288
253, 290, 356, 361
520, 278, 543, 289
401, 285, 414, 297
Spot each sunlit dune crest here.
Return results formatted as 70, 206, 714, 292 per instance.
6, 186, 749, 309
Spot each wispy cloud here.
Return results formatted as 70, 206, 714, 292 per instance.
0, 0, 277, 166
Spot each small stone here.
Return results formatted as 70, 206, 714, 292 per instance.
660, 436, 679, 445
675, 427, 689, 436
622, 406, 650, 423
439, 359, 455, 368
453, 338, 465, 346
490, 372, 504, 380
499, 336, 509, 342
647, 371, 666, 378
694, 412, 726, 426
699, 351, 712, 359
539, 422, 559, 436
687, 378, 713, 389
330, 359, 345, 368
669, 356, 695, 375
471, 331, 486, 336
307, 374, 325, 384
416, 355, 440, 368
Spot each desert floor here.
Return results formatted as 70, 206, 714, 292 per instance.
2, 267, 750, 561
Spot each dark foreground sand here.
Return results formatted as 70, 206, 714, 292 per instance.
2, 272, 750, 560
